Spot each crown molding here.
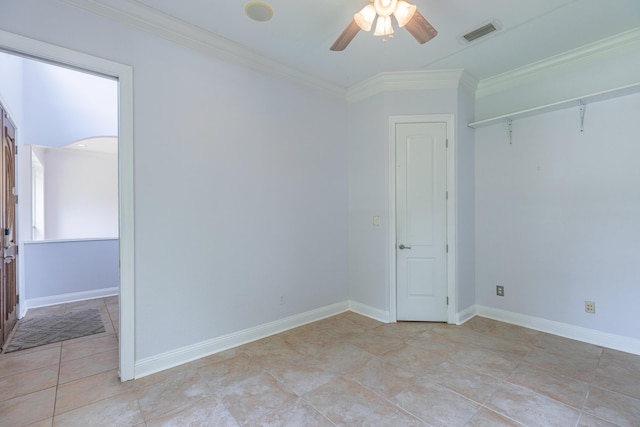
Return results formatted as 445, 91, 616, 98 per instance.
347, 69, 476, 104
476, 27, 640, 99
59, 0, 347, 100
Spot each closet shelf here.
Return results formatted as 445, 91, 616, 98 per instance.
468, 82, 640, 129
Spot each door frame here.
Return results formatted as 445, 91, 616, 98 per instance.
388, 114, 456, 324
0, 30, 136, 381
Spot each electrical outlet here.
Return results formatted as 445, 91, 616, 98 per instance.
280, 295, 286, 305
496, 285, 504, 297
585, 301, 595, 314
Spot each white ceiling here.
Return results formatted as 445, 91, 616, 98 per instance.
121, 0, 639, 88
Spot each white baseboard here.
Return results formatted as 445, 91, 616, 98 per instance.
456, 304, 477, 325
134, 301, 350, 379
348, 300, 390, 323
476, 305, 640, 355
24, 287, 118, 313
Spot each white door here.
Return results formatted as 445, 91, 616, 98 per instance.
396, 122, 448, 321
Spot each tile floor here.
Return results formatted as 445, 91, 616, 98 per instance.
1, 298, 639, 426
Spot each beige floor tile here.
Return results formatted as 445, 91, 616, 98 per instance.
449, 346, 519, 380
145, 395, 239, 427
2, 305, 640, 427
347, 357, 416, 399
64, 298, 106, 312
483, 320, 544, 345
0, 347, 61, 379
136, 369, 214, 420
55, 369, 130, 415
405, 331, 461, 356
219, 373, 297, 424
383, 344, 449, 376
583, 386, 640, 427
594, 348, 640, 400
354, 402, 428, 426
472, 333, 534, 357
249, 397, 333, 426
393, 379, 479, 427
61, 334, 118, 362
506, 362, 589, 408
131, 363, 194, 390
24, 418, 53, 427
466, 408, 521, 427
0, 387, 56, 427
487, 382, 580, 427
197, 352, 264, 390
240, 335, 307, 368
183, 347, 242, 370
347, 327, 406, 356
58, 347, 118, 384
104, 295, 118, 305
430, 324, 488, 346
373, 321, 431, 338
0, 364, 58, 403
302, 376, 387, 425
311, 342, 377, 374
52, 391, 144, 427
522, 347, 600, 383
578, 412, 622, 427
535, 333, 603, 360
266, 353, 337, 396
464, 316, 498, 334
339, 311, 384, 329
423, 360, 502, 404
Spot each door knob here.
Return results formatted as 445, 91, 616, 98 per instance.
398, 244, 412, 250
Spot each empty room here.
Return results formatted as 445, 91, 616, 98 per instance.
0, 0, 639, 425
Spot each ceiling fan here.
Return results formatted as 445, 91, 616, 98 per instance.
330, 0, 437, 51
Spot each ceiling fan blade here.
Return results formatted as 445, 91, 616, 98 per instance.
404, 10, 438, 44
330, 19, 361, 51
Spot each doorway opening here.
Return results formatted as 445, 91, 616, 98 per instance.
0, 29, 135, 380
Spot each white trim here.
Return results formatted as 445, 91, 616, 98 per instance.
476, 305, 640, 356
0, 30, 136, 381
469, 82, 640, 128
24, 287, 118, 311
476, 27, 640, 99
347, 70, 473, 104
456, 304, 476, 325
23, 237, 119, 244
348, 300, 390, 323
388, 114, 457, 324
58, 0, 345, 101
135, 301, 349, 379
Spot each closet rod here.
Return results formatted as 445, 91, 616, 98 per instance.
468, 82, 640, 129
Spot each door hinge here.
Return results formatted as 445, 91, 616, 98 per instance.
446, 296, 449, 305
446, 191, 448, 201
446, 139, 448, 148
16, 295, 19, 304
446, 244, 449, 253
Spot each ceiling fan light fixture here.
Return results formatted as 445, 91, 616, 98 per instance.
374, 15, 394, 36
394, 1, 416, 27
354, 4, 376, 31
373, 0, 398, 17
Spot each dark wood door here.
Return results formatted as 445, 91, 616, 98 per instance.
0, 105, 17, 348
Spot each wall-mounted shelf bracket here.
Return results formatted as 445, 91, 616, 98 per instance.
468, 82, 640, 129
507, 118, 513, 144
579, 101, 586, 132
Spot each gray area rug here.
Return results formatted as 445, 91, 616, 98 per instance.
4, 308, 105, 353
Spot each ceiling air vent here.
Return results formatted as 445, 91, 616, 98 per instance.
461, 21, 498, 43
